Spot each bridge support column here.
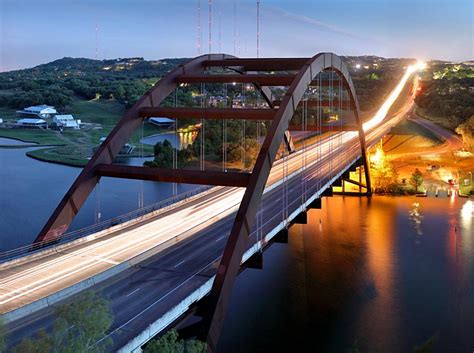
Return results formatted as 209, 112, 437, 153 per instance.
246, 251, 263, 269
274, 228, 289, 243
308, 197, 322, 209
292, 211, 307, 224
354, 129, 372, 196
322, 188, 333, 197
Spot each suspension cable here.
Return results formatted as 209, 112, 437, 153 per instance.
173, 87, 178, 196
200, 82, 205, 171
139, 120, 144, 208
95, 178, 101, 224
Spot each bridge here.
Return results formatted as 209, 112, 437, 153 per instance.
0, 53, 420, 352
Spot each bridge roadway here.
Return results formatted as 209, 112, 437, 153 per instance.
3, 117, 406, 352
2, 72, 416, 351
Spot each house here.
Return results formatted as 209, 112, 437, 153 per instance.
16, 105, 57, 119
53, 115, 81, 130
16, 118, 47, 129
148, 117, 175, 129
99, 137, 134, 155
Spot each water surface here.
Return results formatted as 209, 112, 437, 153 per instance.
219, 196, 474, 353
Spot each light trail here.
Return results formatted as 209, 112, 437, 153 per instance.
0, 62, 422, 314
363, 61, 425, 131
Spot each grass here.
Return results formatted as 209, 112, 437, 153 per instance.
390, 120, 442, 142
0, 127, 65, 145
415, 107, 456, 132
384, 120, 442, 155
27, 147, 90, 167
0, 97, 167, 166
458, 170, 474, 196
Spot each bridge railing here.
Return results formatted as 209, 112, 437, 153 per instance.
0, 185, 214, 264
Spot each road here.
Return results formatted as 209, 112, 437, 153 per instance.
408, 112, 464, 152
2, 64, 421, 350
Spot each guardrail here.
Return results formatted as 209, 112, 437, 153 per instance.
0, 185, 214, 264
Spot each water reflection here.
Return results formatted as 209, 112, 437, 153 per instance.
409, 202, 423, 236
220, 195, 474, 353
461, 200, 473, 232
140, 131, 197, 149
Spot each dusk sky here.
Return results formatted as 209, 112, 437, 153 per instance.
0, 0, 472, 72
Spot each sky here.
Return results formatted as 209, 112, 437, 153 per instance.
0, 0, 472, 72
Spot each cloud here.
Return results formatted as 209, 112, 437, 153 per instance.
265, 5, 365, 41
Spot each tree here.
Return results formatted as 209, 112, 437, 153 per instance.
370, 147, 398, 193
11, 330, 52, 353
10, 291, 112, 353
455, 115, 474, 149
144, 330, 206, 353
0, 318, 6, 353
410, 168, 423, 193
52, 291, 112, 353
144, 140, 175, 168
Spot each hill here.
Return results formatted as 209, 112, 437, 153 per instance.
0, 57, 188, 109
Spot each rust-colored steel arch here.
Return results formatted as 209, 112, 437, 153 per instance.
34, 54, 284, 244
33, 52, 371, 352
203, 52, 371, 352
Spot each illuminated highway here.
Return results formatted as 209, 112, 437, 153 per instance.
1, 63, 423, 351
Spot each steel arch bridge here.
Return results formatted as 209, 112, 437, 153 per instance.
35, 52, 371, 351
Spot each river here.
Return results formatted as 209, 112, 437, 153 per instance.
219, 196, 474, 353
1, 139, 473, 352
0, 138, 195, 251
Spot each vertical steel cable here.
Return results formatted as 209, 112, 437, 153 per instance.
318, 72, 322, 193
329, 70, 333, 180
200, 83, 205, 171
173, 88, 178, 196
224, 83, 227, 171
139, 120, 144, 207
242, 84, 246, 170
301, 94, 307, 205
339, 72, 342, 170
95, 179, 101, 224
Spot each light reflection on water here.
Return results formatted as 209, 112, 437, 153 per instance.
220, 196, 474, 353
409, 202, 423, 236
140, 131, 197, 149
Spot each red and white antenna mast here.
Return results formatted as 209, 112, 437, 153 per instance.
256, 0, 260, 58
208, 0, 212, 53
197, 0, 202, 55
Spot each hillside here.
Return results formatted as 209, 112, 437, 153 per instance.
0, 55, 411, 167
0, 57, 188, 109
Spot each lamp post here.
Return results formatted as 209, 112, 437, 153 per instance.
469, 171, 473, 192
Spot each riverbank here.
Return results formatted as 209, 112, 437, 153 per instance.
382, 111, 473, 196
0, 98, 162, 167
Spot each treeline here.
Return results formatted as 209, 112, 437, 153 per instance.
351, 60, 410, 111
415, 63, 474, 130
0, 57, 188, 109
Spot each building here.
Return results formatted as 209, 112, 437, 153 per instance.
148, 117, 175, 129
53, 115, 81, 130
16, 105, 57, 119
16, 118, 48, 129
99, 137, 134, 155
